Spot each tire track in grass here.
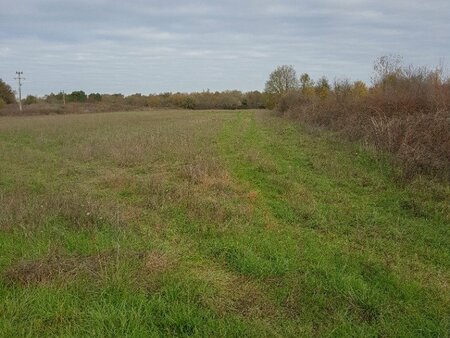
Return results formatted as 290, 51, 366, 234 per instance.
215, 110, 450, 337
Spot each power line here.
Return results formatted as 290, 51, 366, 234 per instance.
14, 71, 25, 112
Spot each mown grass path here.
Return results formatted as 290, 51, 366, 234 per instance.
216, 111, 449, 336
0, 110, 448, 337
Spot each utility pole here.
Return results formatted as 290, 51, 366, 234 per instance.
14, 71, 25, 112
62, 90, 66, 105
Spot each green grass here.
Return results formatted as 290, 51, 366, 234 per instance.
0, 109, 449, 337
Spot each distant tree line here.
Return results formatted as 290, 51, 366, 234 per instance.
263, 64, 370, 108
14, 90, 270, 110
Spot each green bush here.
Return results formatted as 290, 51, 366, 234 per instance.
0, 79, 16, 104
68, 90, 87, 103
182, 97, 196, 109
88, 93, 102, 102
24, 95, 38, 105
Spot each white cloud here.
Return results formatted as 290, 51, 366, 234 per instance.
94, 27, 181, 41
0, 47, 11, 57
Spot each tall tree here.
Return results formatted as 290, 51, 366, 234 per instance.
300, 73, 315, 96
68, 90, 87, 102
0, 79, 16, 104
265, 65, 299, 95
315, 76, 331, 99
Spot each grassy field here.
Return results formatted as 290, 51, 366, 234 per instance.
0, 109, 449, 337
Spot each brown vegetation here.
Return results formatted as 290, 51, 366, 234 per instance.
3, 250, 118, 286
0, 189, 125, 232
276, 56, 450, 180
3, 249, 175, 287
0, 90, 268, 116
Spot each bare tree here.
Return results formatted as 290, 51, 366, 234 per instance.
265, 65, 299, 95
372, 54, 403, 85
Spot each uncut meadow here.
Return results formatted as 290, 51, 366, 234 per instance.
0, 109, 449, 337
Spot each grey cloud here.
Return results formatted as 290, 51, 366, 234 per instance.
0, 0, 448, 95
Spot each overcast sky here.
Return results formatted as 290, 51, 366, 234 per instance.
0, 0, 449, 96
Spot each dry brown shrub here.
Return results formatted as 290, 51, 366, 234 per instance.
367, 111, 450, 178
277, 58, 450, 180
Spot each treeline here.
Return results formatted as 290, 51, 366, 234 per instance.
0, 90, 269, 115
269, 56, 450, 180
